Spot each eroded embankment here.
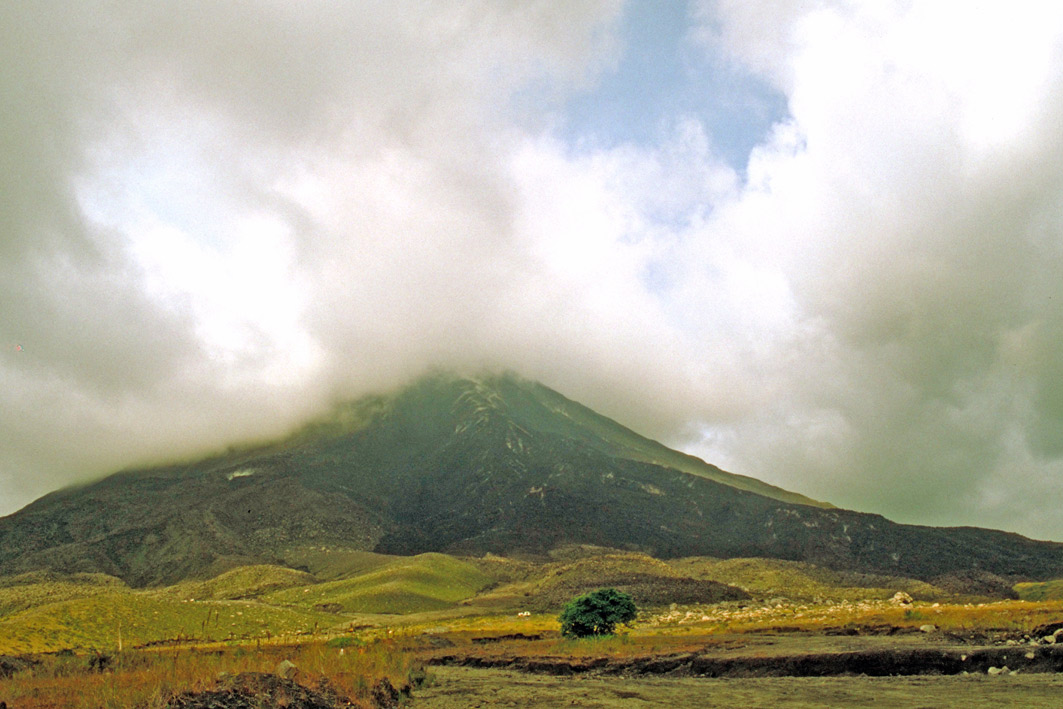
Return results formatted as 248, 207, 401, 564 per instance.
428, 644, 1063, 678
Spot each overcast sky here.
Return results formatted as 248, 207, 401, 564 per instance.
4, 1, 1063, 541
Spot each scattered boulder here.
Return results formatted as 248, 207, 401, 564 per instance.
987, 666, 1009, 676
275, 660, 298, 681
890, 592, 913, 605
919, 624, 937, 633
1030, 622, 1063, 638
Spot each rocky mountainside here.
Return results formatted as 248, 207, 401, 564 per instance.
2, 372, 1062, 591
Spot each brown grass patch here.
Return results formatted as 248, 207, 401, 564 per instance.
0, 638, 418, 708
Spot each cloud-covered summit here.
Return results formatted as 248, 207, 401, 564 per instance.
4, 1, 1063, 541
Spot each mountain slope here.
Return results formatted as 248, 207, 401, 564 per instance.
1, 371, 1062, 591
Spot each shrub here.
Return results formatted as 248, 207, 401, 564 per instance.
558, 588, 637, 638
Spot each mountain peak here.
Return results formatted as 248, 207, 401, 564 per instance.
2, 370, 1062, 590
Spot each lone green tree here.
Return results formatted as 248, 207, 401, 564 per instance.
558, 588, 637, 638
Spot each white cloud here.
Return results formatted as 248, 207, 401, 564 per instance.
4, 0, 1063, 544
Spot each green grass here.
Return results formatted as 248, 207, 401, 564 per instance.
1014, 578, 1063, 601
0, 571, 129, 616
0, 592, 342, 654
279, 546, 395, 580
153, 564, 319, 601
265, 553, 493, 614
668, 556, 950, 601
0, 549, 1020, 655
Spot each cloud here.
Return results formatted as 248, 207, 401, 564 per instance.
680, 0, 1063, 537
3, 0, 1063, 544
0, 0, 629, 510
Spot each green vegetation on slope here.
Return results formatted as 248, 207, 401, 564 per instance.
265, 553, 493, 614
153, 564, 319, 601
280, 546, 395, 580
470, 549, 747, 612
504, 375, 832, 508
0, 546, 1021, 655
669, 557, 949, 601
1014, 578, 1063, 601
0, 592, 339, 654
0, 571, 129, 617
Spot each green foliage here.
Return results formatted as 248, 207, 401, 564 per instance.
558, 588, 637, 638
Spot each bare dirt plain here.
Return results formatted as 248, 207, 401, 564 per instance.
411, 667, 1063, 708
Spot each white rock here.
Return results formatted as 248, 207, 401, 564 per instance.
276, 660, 298, 680
919, 624, 937, 633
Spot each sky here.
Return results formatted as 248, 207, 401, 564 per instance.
4, 1, 1063, 541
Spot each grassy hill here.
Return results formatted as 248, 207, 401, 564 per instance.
0, 545, 1013, 654
1014, 578, 1063, 601
669, 557, 950, 601
279, 546, 395, 580
0, 571, 129, 616
154, 564, 319, 601
265, 553, 493, 614
474, 551, 748, 612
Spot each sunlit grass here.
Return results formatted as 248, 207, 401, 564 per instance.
0, 639, 417, 709
1015, 579, 1063, 601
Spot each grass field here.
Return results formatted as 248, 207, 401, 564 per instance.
1, 548, 1059, 662
3, 549, 1063, 708
264, 553, 494, 614
0, 639, 418, 709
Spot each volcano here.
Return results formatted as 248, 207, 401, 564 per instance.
2, 371, 1061, 592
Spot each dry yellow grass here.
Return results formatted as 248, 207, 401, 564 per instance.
0, 638, 418, 709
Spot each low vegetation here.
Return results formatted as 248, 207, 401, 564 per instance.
3, 546, 1063, 706
1015, 578, 1063, 601
0, 572, 130, 616
264, 553, 493, 614
0, 639, 417, 709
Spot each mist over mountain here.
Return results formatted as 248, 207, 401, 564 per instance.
2, 372, 1062, 595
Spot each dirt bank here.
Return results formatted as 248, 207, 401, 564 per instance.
425, 633, 1063, 678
